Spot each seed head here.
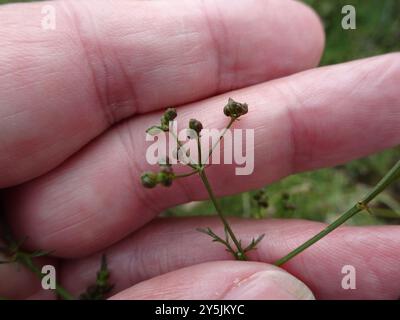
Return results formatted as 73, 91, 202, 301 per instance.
157, 171, 173, 187
223, 98, 248, 119
164, 108, 177, 121
189, 118, 203, 134
140, 172, 158, 188
160, 108, 177, 131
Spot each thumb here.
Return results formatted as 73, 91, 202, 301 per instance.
110, 261, 315, 300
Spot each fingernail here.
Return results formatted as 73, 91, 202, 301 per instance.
223, 269, 315, 300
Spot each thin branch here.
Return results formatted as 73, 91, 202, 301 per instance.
196, 133, 202, 166
0, 220, 74, 300
275, 158, 400, 266
204, 118, 236, 165
196, 227, 235, 255
244, 234, 265, 253
173, 170, 198, 179
169, 130, 199, 170
198, 169, 247, 260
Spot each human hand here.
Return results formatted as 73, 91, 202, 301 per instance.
0, 0, 399, 300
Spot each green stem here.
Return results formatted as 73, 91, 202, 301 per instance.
169, 130, 198, 170
174, 171, 198, 179
197, 134, 202, 166
204, 118, 236, 165
198, 169, 247, 260
275, 158, 400, 266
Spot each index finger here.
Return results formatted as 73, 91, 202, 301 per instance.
0, 0, 324, 187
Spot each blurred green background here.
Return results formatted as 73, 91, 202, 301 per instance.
1, 0, 399, 225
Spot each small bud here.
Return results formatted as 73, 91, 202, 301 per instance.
186, 128, 197, 140
164, 108, 177, 121
223, 98, 248, 119
140, 172, 158, 188
160, 108, 177, 131
157, 171, 173, 187
160, 117, 169, 131
189, 118, 203, 134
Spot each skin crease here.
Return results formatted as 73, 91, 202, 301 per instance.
0, 0, 399, 300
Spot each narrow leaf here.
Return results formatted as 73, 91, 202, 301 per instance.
146, 126, 162, 136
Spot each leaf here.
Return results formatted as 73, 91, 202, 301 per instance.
244, 234, 265, 252
196, 227, 235, 255
146, 126, 162, 136
79, 254, 114, 300
196, 227, 216, 238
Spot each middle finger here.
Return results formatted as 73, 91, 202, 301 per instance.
6, 53, 400, 258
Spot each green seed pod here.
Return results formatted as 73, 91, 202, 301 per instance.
157, 171, 173, 187
160, 108, 177, 131
189, 118, 203, 134
140, 172, 158, 188
164, 108, 177, 121
160, 116, 169, 131
223, 98, 248, 118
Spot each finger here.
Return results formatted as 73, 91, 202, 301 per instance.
0, 0, 324, 187
6, 53, 400, 258
0, 259, 42, 300
109, 260, 314, 300
0, 250, 58, 300
60, 218, 400, 300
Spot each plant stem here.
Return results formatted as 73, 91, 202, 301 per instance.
198, 169, 247, 260
204, 118, 236, 164
174, 170, 198, 179
169, 130, 198, 170
197, 134, 202, 166
275, 158, 400, 266
0, 219, 74, 300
